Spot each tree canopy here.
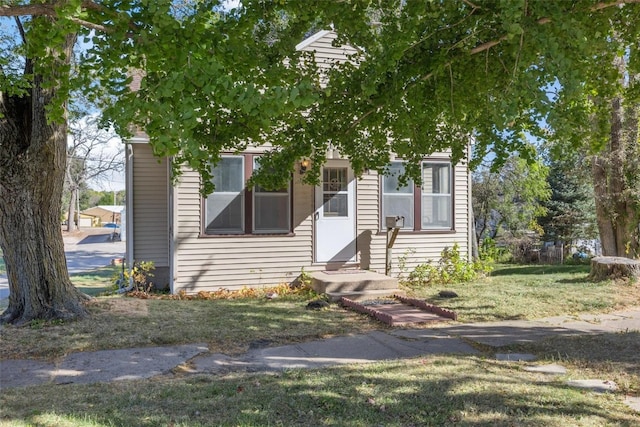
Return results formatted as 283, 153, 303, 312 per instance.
3, 1, 640, 190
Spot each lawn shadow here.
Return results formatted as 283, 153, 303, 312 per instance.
506, 330, 640, 377
1, 354, 637, 426
491, 264, 590, 276
555, 276, 593, 284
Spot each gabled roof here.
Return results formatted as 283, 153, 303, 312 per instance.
96, 205, 125, 213
295, 30, 334, 51
82, 205, 125, 216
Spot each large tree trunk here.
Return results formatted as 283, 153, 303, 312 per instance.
592, 96, 640, 259
592, 154, 617, 255
0, 30, 88, 325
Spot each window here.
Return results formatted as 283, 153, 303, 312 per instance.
253, 158, 291, 233
381, 160, 453, 231
204, 155, 291, 235
421, 162, 452, 229
322, 167, 349, 217
382, 162, 414, 229
205, 156, 244, 234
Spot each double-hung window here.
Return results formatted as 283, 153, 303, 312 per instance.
382, 160, 453, 231
421, 162, 452, 229
204, 155, 291, 235
382, 161, 415, 229
205, 156, 245, 234
253, 157, 290, 233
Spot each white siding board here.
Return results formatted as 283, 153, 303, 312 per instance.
132, 144, 169, 267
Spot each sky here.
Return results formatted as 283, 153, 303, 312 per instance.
69, 115, 126, 192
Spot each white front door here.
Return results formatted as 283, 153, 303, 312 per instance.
314, 161, 356, 263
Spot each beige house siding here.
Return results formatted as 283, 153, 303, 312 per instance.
131, 144, 170, 286
172, 169, 318, 292
296, 30, 358, 83
385, 161, 471, 279
168, 156, 470, 293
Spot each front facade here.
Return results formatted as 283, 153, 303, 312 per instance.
124, 31, 473, 293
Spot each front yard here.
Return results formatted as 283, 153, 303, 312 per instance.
1, 264, 639, 426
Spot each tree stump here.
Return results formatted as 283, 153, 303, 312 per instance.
589, 256, 640, 281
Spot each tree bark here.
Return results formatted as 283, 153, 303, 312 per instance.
592, 95, 640, 259
592, 154, 617, 255
66, 186, 78, 232
0, 30, 88, 325
589, 256, 640, 281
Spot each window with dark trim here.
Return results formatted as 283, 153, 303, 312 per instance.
381, 160, 453, 231
204, 154, 292, 235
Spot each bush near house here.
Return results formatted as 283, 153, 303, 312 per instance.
402, 244, 492, 288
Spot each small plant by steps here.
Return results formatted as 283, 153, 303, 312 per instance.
402, 243, 492, 288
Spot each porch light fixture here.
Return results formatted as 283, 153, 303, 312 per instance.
299, 158, 310, 174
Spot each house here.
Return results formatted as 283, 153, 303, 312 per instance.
81, 205, 125, 226
123, 31, 473, 293
76, 212, 98, 228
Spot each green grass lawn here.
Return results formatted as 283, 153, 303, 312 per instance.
1, 263, 639, 426
407, 264, 638, 322
1, 352, 639, 426
70, 265, 119, 296
3, 263, 639, 361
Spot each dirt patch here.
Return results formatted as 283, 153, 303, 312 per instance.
88, 297, 150, 317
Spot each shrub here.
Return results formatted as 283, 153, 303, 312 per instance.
406, 263, 439, 288
403, 243, 492, 288
479, 238, 510, 263
112, 261, 155, 294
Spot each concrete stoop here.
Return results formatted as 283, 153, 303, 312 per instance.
310, 270, 404, 301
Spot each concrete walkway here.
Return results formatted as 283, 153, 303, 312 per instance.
2, 308, 639, 390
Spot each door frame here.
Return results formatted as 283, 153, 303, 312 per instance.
313, 160, 357, 264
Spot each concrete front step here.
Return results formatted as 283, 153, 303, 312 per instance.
310, 270, 402, 301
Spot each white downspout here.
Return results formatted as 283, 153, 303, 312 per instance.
168, 158, 175, 295
125, 144, 135, 279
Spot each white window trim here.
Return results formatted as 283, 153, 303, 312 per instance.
381, 159, 454, 232
204, 154, 293, 236
421, 161, 453, 230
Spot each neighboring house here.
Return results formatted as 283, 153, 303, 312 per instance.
124, 31, 473, 292
82, 205, 125, 226
77, 212, 97, 228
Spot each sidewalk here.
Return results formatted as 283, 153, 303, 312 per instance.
2, 308, 640, 389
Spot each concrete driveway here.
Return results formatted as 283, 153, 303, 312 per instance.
0, 228, 125, 300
